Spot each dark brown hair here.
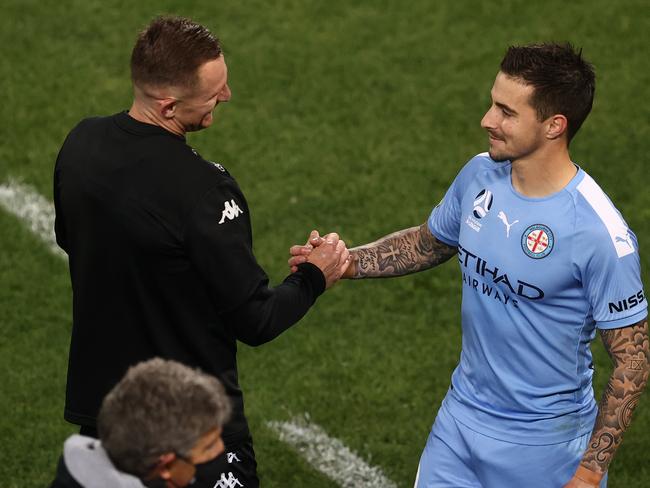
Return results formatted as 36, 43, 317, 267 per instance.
500, 43, 595, 142
131, 16, 222, 90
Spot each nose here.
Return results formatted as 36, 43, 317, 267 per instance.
481, 106, 495, 130
219, 84, 231, 102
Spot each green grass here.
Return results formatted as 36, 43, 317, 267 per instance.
1, 0, 649, 486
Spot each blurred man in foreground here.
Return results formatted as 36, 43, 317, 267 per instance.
51, 358, 230, 487
291, 43, 648, 487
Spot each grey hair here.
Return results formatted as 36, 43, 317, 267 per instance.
97, 358, 231, 478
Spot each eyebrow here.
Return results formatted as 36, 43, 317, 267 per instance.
495, 101, 517, 115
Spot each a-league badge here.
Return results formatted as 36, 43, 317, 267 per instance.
521, 224, 554, 259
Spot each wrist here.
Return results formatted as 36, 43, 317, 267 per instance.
343, 255, 358, 279
295, 262, 326, 297
574, 465, 603, 486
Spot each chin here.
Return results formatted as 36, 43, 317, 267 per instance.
185, 122, 209, 133
488, 150, 511, 163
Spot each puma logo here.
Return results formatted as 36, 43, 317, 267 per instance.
498, 211, 519, 238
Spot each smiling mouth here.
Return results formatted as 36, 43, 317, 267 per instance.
488, 134, 504, 143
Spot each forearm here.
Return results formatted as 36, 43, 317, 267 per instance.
579, 319, 649, 477
349, 222, 457, 279
226, 262, 326, 346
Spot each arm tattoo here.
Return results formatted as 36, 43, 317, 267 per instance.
351, 222, 457, 278
580, 319, 649, 475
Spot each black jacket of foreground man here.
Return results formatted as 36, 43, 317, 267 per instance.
53, 111, 325, 444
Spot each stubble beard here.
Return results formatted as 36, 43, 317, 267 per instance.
488, 151, 512, 163
488, 148, 511, 163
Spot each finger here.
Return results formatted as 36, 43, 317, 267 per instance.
338, 245, 350, 264
324, 232, 340, 246
339, 254, 352, 277
310, 236, 325, 247
308, 230, 322, 246
290, 245, 312, 256
290, 265, 298, 273
288, 255, 307, 267
335, 239, 346, 256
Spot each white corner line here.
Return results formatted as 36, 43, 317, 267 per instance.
267, 415, 397, 488
0, 179, 67, 259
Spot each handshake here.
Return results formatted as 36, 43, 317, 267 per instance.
288, 230, 354, 288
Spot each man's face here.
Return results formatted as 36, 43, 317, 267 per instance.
161, 427, 225, 487
187, 427, 225, 465
175, 56, 231, 132
480, 72, 546, 162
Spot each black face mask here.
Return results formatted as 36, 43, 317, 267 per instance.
143, 478, 167, 488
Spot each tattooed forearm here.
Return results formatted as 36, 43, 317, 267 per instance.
580, 319, 649, 475
351, 222, 457, 278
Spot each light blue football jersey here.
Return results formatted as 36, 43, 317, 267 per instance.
428, 153, 647, 444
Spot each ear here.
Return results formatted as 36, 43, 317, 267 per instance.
546, 114, 568, 140
157, 98, 178, 120
147, 452, 177, 480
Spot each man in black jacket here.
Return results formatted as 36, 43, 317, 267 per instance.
53, 16, 349, 487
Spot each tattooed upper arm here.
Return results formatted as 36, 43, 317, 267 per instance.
352, 222, 457, 278
600, 319, 650, 374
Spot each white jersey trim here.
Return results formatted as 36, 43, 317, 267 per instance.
576, 174, 635, 258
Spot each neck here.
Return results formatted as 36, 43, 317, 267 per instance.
510, 143, 576, 198
128, 99, 186, 137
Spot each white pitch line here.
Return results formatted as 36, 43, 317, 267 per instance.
267, 416, 398, 488
0, 179, 66, 258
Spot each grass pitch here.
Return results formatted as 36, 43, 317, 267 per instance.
1, 1, 648, 486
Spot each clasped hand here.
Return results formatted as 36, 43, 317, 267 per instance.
289, 230, 350, 288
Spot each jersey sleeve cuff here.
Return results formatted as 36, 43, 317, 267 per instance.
427, 221, 458, 247
296, 262, 326, 299
596, 308, 648, 330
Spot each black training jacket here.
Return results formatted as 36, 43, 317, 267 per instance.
53, 111, 325, 444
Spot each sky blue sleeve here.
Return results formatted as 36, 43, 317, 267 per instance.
428, 155, 486, 247
427, 180, 462, 246
580, 227, 647, 329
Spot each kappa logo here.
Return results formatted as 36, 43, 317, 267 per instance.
210, 161, 226, 172
227, 452, 241, 464
213, 472, 244, 488
521, 224, 554, 259
497, 211, 519, 238
218, 199, 244, 224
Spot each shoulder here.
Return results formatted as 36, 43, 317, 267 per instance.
140, 138, 240, 198
184, 146, 234, 180
452, 152, 508, 191
64, 114, 114, 139
572, 171, 637, 260
50, 455, 84, 488
466, 152, 503, 170
62, 435, 145, 488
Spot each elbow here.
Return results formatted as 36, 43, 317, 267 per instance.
238, 337, 266, 347
236, 330, 276, 347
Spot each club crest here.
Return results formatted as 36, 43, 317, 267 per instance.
521, 224, 554, 259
